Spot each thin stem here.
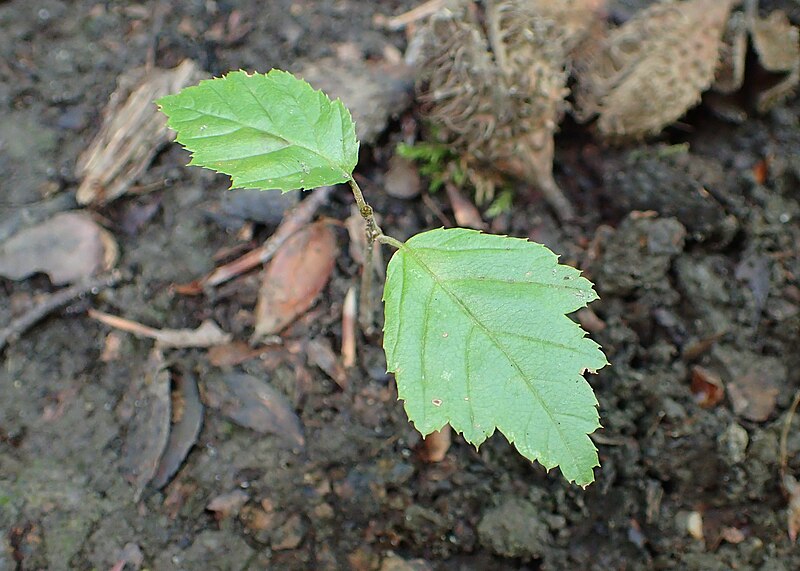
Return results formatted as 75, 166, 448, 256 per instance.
378, 235, 404, 249
348, 178, 383, 240
347, 177, 403, 333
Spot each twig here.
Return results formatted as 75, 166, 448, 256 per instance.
87, 309, 231, 348
342, 287, 357, 368
0, 271, 122, 351
200, 186, 332, 288
376, 0, 445, 30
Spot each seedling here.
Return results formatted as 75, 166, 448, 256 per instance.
157, 70, 608, 486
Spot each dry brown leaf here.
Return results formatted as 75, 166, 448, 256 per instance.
152, 372, 204, 489
307, 337, 348, 390
574, 0, 735, 139
203, 372, 305, 448
690, 365, 725, 409
252, 221, 338, 341
0, 211, 118, 285
444, 182, 486, 230
207, 341, 267, 367
88, 309, 232, 348
76, 59, 204, 205
122, 348, 171, 500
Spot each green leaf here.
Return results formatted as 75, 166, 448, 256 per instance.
157, 69, 359, 192
382, 228, 608, 486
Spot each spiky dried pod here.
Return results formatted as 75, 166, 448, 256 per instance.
417, 2, 503, 159
574, 0, 735, 140
415, 0, 604, 220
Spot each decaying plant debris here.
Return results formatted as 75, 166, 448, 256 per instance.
415, 0, 800, 197
414, 0, 604, 221
574, 0, 800, 139
573, 0, 735, 139
75, 59, 204, 205
725, 1, 800, 112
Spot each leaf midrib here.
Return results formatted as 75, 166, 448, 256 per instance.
169, 97, 351, 181
398, 243, 581, 471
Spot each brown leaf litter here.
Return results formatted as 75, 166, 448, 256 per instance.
252, 220, 338, 342
122, 348, 171, 500
0, 211, 118, 285
201, 372, 305, 448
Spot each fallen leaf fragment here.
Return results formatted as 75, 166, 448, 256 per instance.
122, 349, 171, 500
152, 372, 204, 489
728, 371, 779, 422
444, 182, 486, 230
207, 341, 267, 367
690, 365, 725, 408
252, 221, 338, 341
203, 372, 305, 448
76, 59, 204, 205
307, 337, 348, 389
0, 211, 118, 285
713, 347, 784, 422
786, 475, 800, 542
88, 309, 232, 348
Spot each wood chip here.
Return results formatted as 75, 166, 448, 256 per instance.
76, 59, 204, 205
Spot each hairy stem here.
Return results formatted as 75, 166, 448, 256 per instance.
348, 178, 383, 242
347, 178, 403, 332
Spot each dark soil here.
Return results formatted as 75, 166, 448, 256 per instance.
2, 1, 800, 570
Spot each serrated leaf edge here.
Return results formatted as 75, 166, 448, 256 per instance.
156, 69, 359, 192
383, 228, 608, 485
